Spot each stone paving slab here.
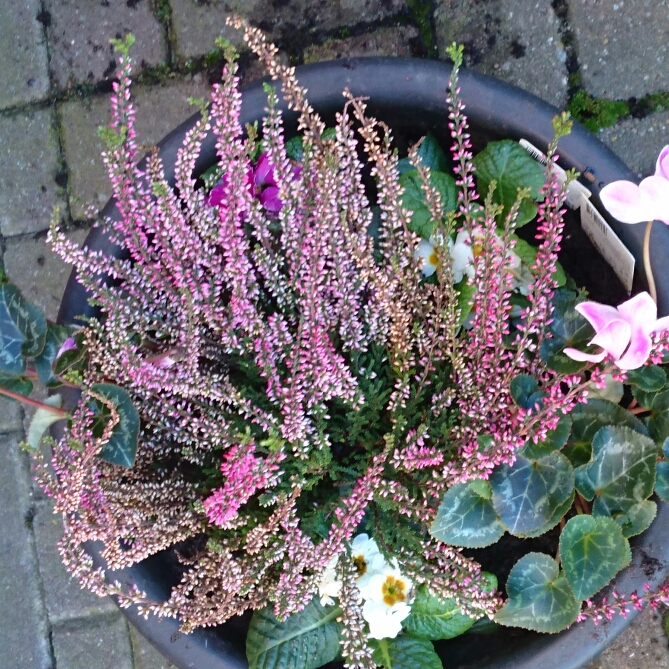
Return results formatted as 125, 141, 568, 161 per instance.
0, 0, 50, 110
303, 25, 419, 63
0, 107, 66, 237
599, 110, 669, 178
3, 227, 90, 321
0, 433, 52, 669
34, 499, 118, 625
129, 626, 177, 669
43, 0, 168, 89
433, 0, 568, 109
61, 74, 211, 219
571, 0, 669, 100
170, 0, 408, 61
52, 613, 134, 669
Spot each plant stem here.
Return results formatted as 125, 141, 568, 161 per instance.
644, 220, 657, 304
0, 387, 69, 417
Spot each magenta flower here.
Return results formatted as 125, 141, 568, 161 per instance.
563, 291, 669, 370
600, 145, 669, 224
55, 337, 77, 360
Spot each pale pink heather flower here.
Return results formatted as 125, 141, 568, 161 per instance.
599, 145, 669, 224
564, 291, 669, 370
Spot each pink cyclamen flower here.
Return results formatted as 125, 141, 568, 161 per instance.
563, 291, 669, 370
55, 337, 77, 360
600, 145, 669, 225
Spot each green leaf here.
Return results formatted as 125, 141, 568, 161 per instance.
608, 499, 656, 538
520, 415, 571, 460
519, 490, 574, 539
626, 365, 667, 393
494, 553, 580, 632
285, 136, 304, 162
0, 284, 47, 374
509, 374, 544, 412
656, 461, 669, 502
560, 515, 629, 600
511, 236, 566, 287
547, 291, 594, 346
399, 170, 457, 239
0, 372, 33, 399
25, 394, 65, 451
431, 480, 505, 548
633, 387, 669, 443
455, 279, 475, 327
575, 426, 656, 520
371, 635, 442, 669
403, 585, 476, 640
35, 323, 71, 387
540, 338, 590, 374
246, 599, 343, 669
52, 331, 86, 376
412, 134, 451, 172
91, 383, 140, 468
563, 399, 648, 467
472, 140, 545, 227
490, 451, 574, 537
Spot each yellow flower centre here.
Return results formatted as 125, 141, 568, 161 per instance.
472, 240, 484, 258
428, 252, 439, 266
353, 554, 367, 577
382, 575, 407, 607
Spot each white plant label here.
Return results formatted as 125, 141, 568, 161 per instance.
519, 139, 592, 209
579, 194, 635, 294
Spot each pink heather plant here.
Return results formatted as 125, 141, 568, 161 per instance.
1, 21, 665, 669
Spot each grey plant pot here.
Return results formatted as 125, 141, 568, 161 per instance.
57, 57, 669, 669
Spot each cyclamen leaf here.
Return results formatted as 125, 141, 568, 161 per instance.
547, 291, 594, 347
0, 373, 33, 399
609, 499, 656, 538
430, 480, 505, 548
520, 415, 571, 460
633, 387, 669, 443
472, 140, 545, 227
656, 461, 669, 502
399, 170, 457, 239
91, 383, 140, 468
509, 374, 544, 412
371, 635, 442, 669
494, 553, 580, 633
626, 365, 667, 393
35, 322, 71, 387
25, 394, 65, 451
575, 426, 656, 522
559, 515, 629, 600
490, 451, 574, 537
403, 585, 475, 640
246, 599, 343, 669
0, 284, 47, 375
519, 490, 574, 539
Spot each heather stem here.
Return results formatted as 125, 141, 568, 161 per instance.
644, 219, 657, 304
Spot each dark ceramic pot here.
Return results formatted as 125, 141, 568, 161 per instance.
57, 58, 669, 669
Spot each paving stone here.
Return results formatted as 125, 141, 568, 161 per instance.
33, 498, 117, 624
4, 227, 90, 322
0, 107, 65, 237
129, 626, 177, 669
584, 604, 669, 669
303, 25, 419, 63
571, 0, 669, 100
0, 0, 50, 109
43, 0, 167, 89
599, 110, 669, 179
0, 394, 24, 434
171, 0, 408, 61
434, 0, 568, 109
0, 433, 52, 669
52, 614, 133, 669
60, 75, 211, 219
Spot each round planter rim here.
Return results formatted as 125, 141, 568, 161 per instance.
56, 56, 669, 669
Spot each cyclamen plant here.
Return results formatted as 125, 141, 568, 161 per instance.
3, 19, 669, 669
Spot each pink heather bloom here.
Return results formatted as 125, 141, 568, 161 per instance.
563, 291, 669, 370
599, 145, 669, 225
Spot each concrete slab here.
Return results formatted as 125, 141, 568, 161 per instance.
433, 0, 569, 109
52, 614, 134, 669
60, 75, 211, 219
0, 433, 52, 669
571, 0, 669, 100
599, 111, 669, 179
3, 227, 90, 322
0, 107, 65, 237
171, 0, 408, 61
129, 626, 177, 669
43, 0, 167, 89
303, 25, 419, 63
0, 0, 50, 110
33, 499, 118, 624
0, 396, 24, 434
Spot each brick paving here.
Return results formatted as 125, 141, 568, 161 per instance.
0, 1, 668, 668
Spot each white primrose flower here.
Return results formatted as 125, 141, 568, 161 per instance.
450, 229, 476, 283
350, 534, 387, 591
318, 555, 342, 607
507, 249, 533, 296
415, 238, 440, 276
359, 561, 413, 640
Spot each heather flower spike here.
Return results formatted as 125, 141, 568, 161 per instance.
564, 291, 669, 370
599, 145, 669, 225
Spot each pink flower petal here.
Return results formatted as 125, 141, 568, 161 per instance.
600, 181, 655, 224
259, 186, 283, 214
652, 314, 669, 334
615, 328, 652, 370
615, 291, 657, 334
575, 301, 621, 332
655, 145, 669, 181
563, 347, 607, 364
590, 319, 631, 361
254, 153, 277, 188
639, 175, 669, 224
